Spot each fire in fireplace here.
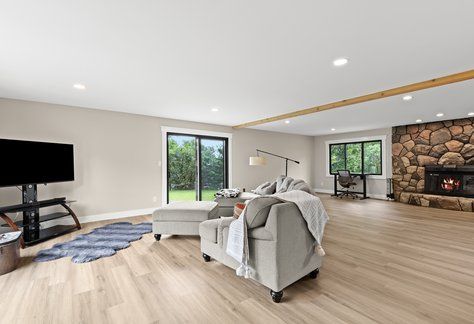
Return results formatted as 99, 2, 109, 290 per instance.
425, 165, 474, 197
440, 177, 461, 192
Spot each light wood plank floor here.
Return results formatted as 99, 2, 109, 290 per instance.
1, 195, 474, 324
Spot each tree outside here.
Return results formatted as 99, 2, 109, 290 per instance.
168, 135, 225, 201
330, 141, 382, 175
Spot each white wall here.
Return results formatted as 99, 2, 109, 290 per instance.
0, 99, 314, 219
0, 97, 395, 223
313, 128, 392, 198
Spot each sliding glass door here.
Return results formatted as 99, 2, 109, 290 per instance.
167, 133, 228, 203
167, 134, 198, 202
200, 138, 226, 201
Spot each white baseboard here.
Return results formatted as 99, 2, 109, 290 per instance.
313, 188, 333, 195
48, 207, 156, 227
80, 207, 156, 223
313, 188, 387, 200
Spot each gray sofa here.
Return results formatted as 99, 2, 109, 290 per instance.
199, 197, 323, 303
214, 175, 313, 216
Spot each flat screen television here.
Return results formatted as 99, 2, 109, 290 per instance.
0, 139, 74, 187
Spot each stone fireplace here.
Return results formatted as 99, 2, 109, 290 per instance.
392, 118, 474, 212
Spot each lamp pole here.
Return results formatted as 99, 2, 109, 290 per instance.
255, 149, 300, 176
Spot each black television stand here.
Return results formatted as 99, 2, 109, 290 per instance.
0, 184, 81, 248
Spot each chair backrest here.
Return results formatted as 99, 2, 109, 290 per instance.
337, 170, 353, 186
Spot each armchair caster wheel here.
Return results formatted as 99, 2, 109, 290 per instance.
270, 290, 283, 303
309, 268, 319, 279
202, 253, 211, 262
154, 234, 161, 241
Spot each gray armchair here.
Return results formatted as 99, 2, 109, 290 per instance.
199, 199, 323, 303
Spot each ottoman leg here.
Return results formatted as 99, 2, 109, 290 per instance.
154, 234, 161, 241
202, 253, 211, 262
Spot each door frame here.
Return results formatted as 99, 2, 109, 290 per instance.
161, 126, 233, 205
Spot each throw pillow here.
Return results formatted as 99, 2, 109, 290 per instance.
288, 179, 313, 194
294, 182, 313, 194
276, 176, 294, 193
233, 202, 246, 218
251, 181, 271, 194
260, 181, 277, 195
245, 197, 281, 229
254, 181, 277, 195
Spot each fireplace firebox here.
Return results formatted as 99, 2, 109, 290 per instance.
424, 165, 474, 198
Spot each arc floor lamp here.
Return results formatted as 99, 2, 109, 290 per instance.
249, 149, 300, 176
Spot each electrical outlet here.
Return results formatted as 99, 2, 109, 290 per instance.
320, 181, 324, 186
152, 196, 158, 203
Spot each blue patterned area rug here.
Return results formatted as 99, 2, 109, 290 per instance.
34, 222, 152, 263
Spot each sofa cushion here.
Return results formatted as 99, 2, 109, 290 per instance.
245, 197, 281, 229
252, 181, 270, 194
254, 181, 276, 195
275, 175, 312, 194
153, 201, 218, 222
288, 179, 313, 194
276, 175, 294, 193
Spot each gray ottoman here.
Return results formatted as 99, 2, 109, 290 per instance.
153, 201, 219, 241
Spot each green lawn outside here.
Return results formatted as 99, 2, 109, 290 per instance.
169, 189, 216, 202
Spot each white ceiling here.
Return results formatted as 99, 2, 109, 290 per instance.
0, 0, 473, 136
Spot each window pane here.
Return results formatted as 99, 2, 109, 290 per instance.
200, 138, 225, 201
330, 144, 345, 174
346, 143, 362, 174
363, 141, 382, 175
168, 135, 197, 202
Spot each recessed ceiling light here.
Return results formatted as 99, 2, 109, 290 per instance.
416, 119, 423, 123
211, 107, 219, 112
333, 58, 348, 67
331, 128, 336, 131
468, 112, 474, 116
402, 95, 413, 101
73, 83, 86, 90
284, 120, 291, 124
436, 113, 444, 117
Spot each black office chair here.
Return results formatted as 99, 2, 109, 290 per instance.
337, 170, 358, 199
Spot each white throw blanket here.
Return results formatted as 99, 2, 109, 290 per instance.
226, 209, 251, 277
226, 190, 329, 278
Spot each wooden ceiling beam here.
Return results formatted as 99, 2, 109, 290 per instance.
232, 69, 474, 129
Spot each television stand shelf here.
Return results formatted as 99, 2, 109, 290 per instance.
0, 185, 81, 248
3, 212, 72, 227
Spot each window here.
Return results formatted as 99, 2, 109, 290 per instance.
329, 140, 382, 175
166, 132, 229, 203
363, 141, 383, 175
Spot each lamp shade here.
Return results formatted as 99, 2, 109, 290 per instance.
249, 156, 266, 166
